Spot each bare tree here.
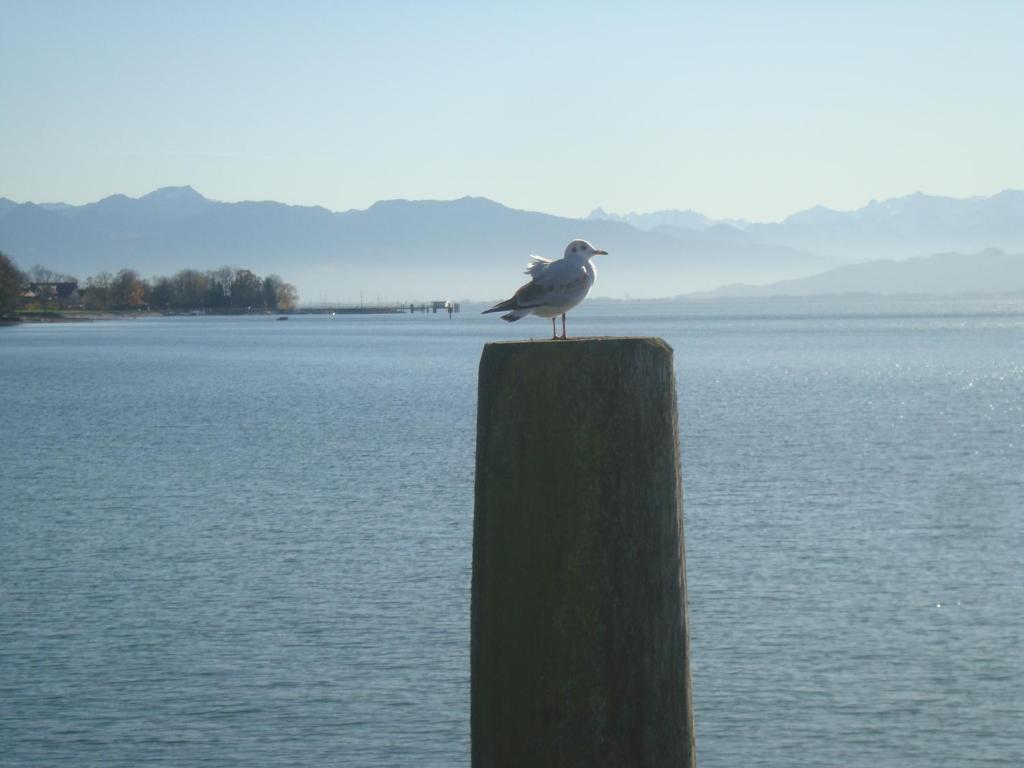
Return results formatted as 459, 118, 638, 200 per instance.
83, 272, 113, 310
230, 269, 263, 309
109, 269, 146, 308
206, 266, 235, 309
172, 270, 210, 309
275, 282, 299, 311
0, 251, 23, 317
28, 264, 75, 284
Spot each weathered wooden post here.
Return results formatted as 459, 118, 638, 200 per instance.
472, 337, 695, 767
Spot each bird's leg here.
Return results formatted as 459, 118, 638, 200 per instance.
551, 317, 558, 340
560, 313, 567, 340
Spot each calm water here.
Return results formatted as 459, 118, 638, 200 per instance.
1, 297, 1022, 767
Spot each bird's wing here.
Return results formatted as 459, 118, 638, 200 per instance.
534, 257, 588, 288
481, 258, 557, 313
524, 255, 552, 277
513, 259, 589, 308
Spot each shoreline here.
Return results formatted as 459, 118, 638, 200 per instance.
7, 310, 297, 324
8, 311, 162, 324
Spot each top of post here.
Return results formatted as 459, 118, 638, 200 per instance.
482, 336, 673, 353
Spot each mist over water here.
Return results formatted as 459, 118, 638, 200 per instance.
1, 297, 1022, 767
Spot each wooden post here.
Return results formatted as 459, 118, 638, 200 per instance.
472, 337, 695, 767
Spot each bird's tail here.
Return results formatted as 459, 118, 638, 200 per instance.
482, 297, 519, 314
500, 309, 528, 322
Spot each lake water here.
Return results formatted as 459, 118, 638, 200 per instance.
1, 297, 1022, 767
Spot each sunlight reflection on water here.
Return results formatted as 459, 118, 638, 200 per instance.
1, 297, 1022, 767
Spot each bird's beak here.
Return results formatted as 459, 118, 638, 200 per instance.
593, 249, 608, 256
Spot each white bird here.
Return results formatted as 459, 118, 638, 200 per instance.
483, 239, 606, 339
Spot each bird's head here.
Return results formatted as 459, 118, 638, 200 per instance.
565, 239, 608, 260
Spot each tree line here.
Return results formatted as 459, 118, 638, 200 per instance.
0, 251, 299, 315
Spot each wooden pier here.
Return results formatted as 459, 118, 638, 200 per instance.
299, 300, 461, 316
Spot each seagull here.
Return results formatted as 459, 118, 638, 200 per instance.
482, 239, 606, 339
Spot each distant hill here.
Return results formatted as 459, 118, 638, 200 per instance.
694, 249, 1024, 297
4, 186, 1021, 300
744, 191, 1024, 263
0, 187, 832, 301
67, 185, 217, 224
587, 207, 730, 232
595, 190, 1024, 264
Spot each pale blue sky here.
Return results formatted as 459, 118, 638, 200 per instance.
2, 0, 1021, 221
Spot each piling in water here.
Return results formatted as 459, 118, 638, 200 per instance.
472, 337, 695, 767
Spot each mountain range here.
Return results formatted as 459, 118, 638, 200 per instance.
1, 187, 1022, 300
694, 248, 1024, 298
590, 190, 1024, 263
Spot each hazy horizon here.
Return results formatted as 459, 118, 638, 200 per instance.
4, 183, 1024, 227
3, 184, 1022, 303
3, 2, 1022, 301
2, 2, 1022, 222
